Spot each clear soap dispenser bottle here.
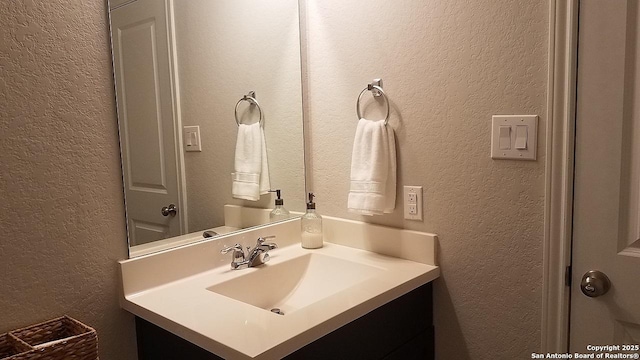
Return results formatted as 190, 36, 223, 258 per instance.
269, 189, 290, 221
301, 192, 323, 249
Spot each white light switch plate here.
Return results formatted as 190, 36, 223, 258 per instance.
404, 186, 423, 221
184, 125, 202, 152
491, 115, 538, 160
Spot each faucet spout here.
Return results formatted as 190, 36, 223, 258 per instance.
247, 239, 278, 267
258, 242, 278, 251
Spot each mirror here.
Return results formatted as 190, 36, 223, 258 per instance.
108, 0, 306, 257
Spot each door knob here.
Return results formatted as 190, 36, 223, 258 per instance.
161, 204, 178, 217
580, 270, 611, 298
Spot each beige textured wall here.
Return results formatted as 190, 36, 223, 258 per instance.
0, 0, 549, 358
304, 0, 548, 358
175, 0, 306, 233
0, 1, 137, 359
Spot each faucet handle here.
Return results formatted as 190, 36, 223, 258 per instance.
221, 243, 245, 256
257, 235, 276, 245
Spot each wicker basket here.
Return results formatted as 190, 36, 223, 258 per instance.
0, 316, 98, 360
0, 334, 32, 359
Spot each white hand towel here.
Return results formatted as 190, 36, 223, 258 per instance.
348, 119, 397, 215
232, 122, 270, 201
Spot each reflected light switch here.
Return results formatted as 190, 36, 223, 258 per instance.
515, 125, 528, 150
499, 126, 511, 150
184, 125, 202, 152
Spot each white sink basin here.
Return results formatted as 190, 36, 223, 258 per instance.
207, 253, 384, 314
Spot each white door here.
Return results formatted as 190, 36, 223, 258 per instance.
111, 0, 184, 246
571, 0, 640, 350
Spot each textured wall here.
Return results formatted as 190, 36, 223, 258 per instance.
0, 0, 549, 358
0, 1, 137, 359
175, 0, 306, 233
304, 0, 548, 358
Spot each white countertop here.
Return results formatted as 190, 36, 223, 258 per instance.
120, 217, 440, 359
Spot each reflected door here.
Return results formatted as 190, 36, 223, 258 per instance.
571, 0, 640, 349
111, 0, 185, 245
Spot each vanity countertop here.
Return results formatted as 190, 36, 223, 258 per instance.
119, 217, 440, 360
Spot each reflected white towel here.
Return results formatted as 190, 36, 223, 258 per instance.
232, 122, 270, 201
348, 119, 396, 215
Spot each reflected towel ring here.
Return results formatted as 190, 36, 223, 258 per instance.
235, 91, 264, 126
356, 85, 390, 126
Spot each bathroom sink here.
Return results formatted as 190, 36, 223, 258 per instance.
119, 217, 440, 359
207, 253, 384, 314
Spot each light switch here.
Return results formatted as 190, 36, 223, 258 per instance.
184, 125, 202, 152
491, 115, 538, 160
515, 125, 527, 150
499, 126, 511, 150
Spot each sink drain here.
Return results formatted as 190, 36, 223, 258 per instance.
270, 308, 284, 315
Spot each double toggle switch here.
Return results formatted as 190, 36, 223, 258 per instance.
499, 125, 528, 150
491, 115, 538, 160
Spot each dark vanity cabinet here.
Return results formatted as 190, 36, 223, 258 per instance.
136, 283, 434, 360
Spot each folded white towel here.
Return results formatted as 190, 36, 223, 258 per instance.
348, 119, 397, 215
232, 122, 270, 201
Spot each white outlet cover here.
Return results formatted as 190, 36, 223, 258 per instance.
490, 115, 538, 160
403, 186, 423, 221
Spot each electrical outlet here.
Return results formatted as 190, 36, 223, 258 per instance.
403, 186, 423, 220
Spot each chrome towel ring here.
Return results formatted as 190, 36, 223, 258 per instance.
235, 91, 264, 126
356, 82, 390, 126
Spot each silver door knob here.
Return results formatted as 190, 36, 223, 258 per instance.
161, 204, 178, 217
580, 270, 611, 298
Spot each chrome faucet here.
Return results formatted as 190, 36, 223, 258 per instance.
220, 236, 278, 270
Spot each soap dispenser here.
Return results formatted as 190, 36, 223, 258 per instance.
301, 192, 323, 249
269, 189, 290, 221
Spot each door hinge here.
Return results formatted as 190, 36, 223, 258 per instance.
565, 265, 572, 287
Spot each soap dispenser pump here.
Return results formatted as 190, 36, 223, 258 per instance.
301, 192, 323, 249
269, 189, 290, 221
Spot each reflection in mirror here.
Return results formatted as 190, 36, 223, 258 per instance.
108, 0, 305, 257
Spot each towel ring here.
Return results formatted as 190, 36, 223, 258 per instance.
356, 85, 390, 126
235, 91, 264, 126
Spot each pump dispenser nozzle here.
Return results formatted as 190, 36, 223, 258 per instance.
269, 190, 289, 221
269, 189, 284, 206
307, 192, 316, 209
